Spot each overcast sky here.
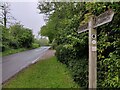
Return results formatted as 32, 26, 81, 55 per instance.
10, 2, 45, 37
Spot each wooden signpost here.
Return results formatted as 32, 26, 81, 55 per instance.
77, 9, 114, 88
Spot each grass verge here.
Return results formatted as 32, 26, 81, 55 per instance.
1, 46, 41, 57
1, 48, 28, 56
3, 56, 79, 88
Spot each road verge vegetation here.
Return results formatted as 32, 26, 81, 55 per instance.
1, 48, 27, 56
0, 24, 40, 56
3, 56, 79, 88
38, 2, 120, 88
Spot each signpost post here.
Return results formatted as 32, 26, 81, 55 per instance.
77, 9, 114, 88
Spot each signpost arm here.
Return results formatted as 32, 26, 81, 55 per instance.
77, 9, 114, 88
89, 17, 97, 88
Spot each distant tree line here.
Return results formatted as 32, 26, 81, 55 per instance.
0, 2, 40, 55
0, 23, 40, 52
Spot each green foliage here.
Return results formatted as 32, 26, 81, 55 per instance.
98, 52, 120, 88
55, 44, 88, 87
9, 24, 34, 48
39, 38, 49, 46
38, 2, 120, 88
1, 25, 11, 52
90, 2, 120, 88
1, 48, 27, 56
31, 43, 40, 49
1, 23, 38, 55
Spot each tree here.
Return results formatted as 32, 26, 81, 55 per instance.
38, 2, 120, 88
0, 2, 15, 28
38, 2, 86, 43
9, 23, 34, 48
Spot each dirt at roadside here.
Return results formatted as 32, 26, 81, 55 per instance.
40, 50, 56, 60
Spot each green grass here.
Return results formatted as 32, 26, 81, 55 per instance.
3, 56, 79, 88
1, 46, 41, 57
1, 48, 28, 56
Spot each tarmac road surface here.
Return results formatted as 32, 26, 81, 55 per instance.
1, 46, 51, 83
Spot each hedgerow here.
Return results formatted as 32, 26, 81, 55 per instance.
38, 2, 120, 87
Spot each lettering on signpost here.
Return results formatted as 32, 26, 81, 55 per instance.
77, 9, 114, 88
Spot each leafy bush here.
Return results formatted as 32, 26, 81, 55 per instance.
9, 24, 34, 48
56, 3, 120, 88
39, 38, 49, 46
32, 43, 40, 49
55, 43, 88, 87
1, 23, 37, 55
1, 45, 10, 52
38, 2, 120, 88
55, 44, 74, 65
97, 51, 120, 88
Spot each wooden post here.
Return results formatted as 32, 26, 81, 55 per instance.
77, 9, 114, 88
89, 17, 97, 88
